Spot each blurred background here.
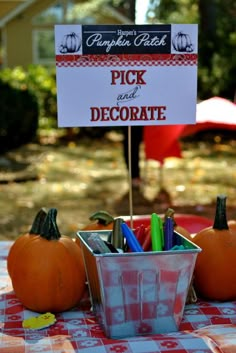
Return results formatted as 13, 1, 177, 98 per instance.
0, 0, 236, 240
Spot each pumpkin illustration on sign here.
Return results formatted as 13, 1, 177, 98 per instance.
172, 32, 193, 52
59, 32, 81, 54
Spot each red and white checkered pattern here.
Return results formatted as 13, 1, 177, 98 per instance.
0, 241, 236, 353
92, 252, 196, 338
55, 53, 198, 68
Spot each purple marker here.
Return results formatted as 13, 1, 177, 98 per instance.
164, 217, 174, 250
121, 223, 144, 252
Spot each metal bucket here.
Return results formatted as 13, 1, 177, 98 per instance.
77, 230, 201, 338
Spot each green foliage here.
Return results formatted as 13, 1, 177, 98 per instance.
0, 65, 111, 143
0, 65, 59, 152
69, 0, 135, 24
152, 0, 199, 24
0, 65, 58, 130
0, 79, 39, 153
146, 0, 236, 100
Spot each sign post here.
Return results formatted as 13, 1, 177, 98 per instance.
55, 24, 198, 223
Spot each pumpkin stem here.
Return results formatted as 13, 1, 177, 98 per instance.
213, 194, 229, 230
40, 208, 61, 240
89, 210, 114, 226
29, 208, 47, 235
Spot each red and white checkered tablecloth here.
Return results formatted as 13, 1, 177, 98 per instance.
1, 241, 236, 353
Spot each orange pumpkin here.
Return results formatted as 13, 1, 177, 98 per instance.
228, 219, 236, 231
10, 208, 86, 313
83, 210, 114, 230
75, 210, 114, 247
164, 208, 191, 240
7, 208, 47, 278
193, 195, 236, 301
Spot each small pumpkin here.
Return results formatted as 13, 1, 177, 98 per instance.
164, 208, 191, 240
7, 208, 47, 278
10, 208, 86, 313
83, 210, 114, 231
193, 195, 236, 301
75, 210, 114, 248
227, 219, 236, 231
172, 32, 193, 52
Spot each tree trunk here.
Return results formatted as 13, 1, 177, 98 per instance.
198, 0, 217, 69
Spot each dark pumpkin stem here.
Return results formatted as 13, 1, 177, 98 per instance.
213, 195, 229, 230
29, 208, 47, 235
89, 210, 114, 226
40, 208, 61, 240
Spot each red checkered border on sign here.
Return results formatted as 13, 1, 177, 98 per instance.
56, 53, 198, 67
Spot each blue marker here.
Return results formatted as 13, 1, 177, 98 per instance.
121, 223, 144, 252
164, 217, 174, 250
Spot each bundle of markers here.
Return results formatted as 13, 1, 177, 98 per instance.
85, 213, 189, 254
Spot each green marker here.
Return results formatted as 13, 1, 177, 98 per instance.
151, 213, 163, 251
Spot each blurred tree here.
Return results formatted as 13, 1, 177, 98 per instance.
198, 0, 236, 100
152, 0, 198, 23
0, 79, 39, 152
69, 0, 135, 23
145, 0, 236, 101
111, 0, 136, 21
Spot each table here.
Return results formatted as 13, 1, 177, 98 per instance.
1, 241, 236, 353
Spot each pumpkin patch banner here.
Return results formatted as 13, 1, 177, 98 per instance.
54, 24, 198, 127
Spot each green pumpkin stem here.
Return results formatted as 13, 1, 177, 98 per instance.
40, 208, 61, 240
213, 195, 229, 230
29, 208, 47, 234
89, 210, 114, 226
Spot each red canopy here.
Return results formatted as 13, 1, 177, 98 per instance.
144, 97, 236, 164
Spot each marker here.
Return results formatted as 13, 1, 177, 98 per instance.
142, 227, 152, 251
170, 245, 185, 251
151, 213, 163, 251
121, 223, 144, 252
164, 217, 174, 250
104, 241, 119, 253
86, 233, 112, 254
111, 218, 124, 250
174, 230, 183, 246
134, 224, 146, 246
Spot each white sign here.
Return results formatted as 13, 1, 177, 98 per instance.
55, 24, 198, 127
